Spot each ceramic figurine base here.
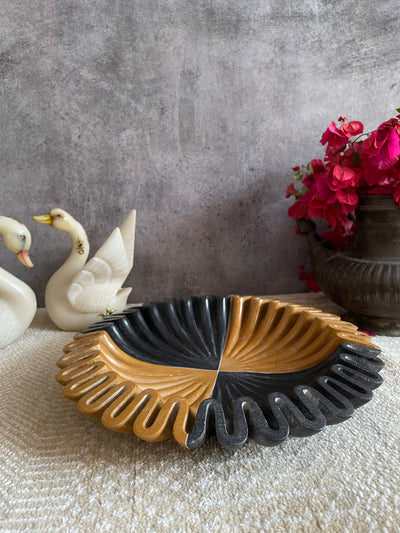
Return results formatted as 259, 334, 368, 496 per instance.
56, 295, 384, 450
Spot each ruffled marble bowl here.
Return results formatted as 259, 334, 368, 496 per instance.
56, 295, 384, 450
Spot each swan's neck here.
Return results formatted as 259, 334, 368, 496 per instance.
58, 222, 90, 278
0, 216, 16, 236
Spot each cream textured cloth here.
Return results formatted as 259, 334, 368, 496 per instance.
0, 294, 399, 533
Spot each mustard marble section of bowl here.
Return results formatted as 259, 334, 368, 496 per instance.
56, 295, 384, 450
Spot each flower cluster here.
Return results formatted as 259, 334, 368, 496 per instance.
286, 111, 400, 246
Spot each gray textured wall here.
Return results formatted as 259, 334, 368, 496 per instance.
1, 0, 400, 307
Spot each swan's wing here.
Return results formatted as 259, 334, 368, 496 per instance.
67, 225, 133, 313
119, 210, 136, 272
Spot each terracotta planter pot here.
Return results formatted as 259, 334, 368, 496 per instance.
297, 195, 400, 335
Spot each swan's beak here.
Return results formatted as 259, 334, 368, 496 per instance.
33, 214, 52, 225
17, 251, 34, 268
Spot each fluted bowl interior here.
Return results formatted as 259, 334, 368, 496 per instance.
56, 295, 383, 450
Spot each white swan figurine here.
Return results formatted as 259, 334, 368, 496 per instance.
0, 216, 37, 349
33, 208, 136, 331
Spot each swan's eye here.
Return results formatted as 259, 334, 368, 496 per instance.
19, 235, 26, 241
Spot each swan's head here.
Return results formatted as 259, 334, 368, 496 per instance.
33, 209, 88, 257
0, 217, 33, 267
33, 208, 77, 233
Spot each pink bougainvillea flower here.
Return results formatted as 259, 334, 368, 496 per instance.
362, 163, 400, 191
300, 159, 325, 188
323, 203, 355, 235
302, 174, 315, 188
324, 146, 343, 166
320, 121, 350, 148
323, 203, 343, 229
360, 119, 400, 169
341, 121, 364, 137
287, 199, 308, 220
377, 170, 399, 188
331, 165, 360, 190
285, 183, 300, 199
301, 185, 335, 219
321, 229, 348, 248
307, 197, 327, 218
315, 174, 337, 204
320, 120, 363, 149
301, 159, 325, 188
361, 164, 385, 187
310, 159, 326, 173
337, 188, 359, 212
301, 188, 326, 218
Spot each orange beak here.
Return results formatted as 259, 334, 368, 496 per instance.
17, 250, 34, 268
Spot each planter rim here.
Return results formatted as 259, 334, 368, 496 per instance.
357, 194, 398, 210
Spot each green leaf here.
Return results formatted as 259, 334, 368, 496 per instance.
396, 107, 400, 113
352, 151, 361, 166
301, 185, 309, 194
293, 172, 303, 181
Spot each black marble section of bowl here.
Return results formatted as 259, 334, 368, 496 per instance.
186, 343, 384, 450
83, 295, 230, 370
